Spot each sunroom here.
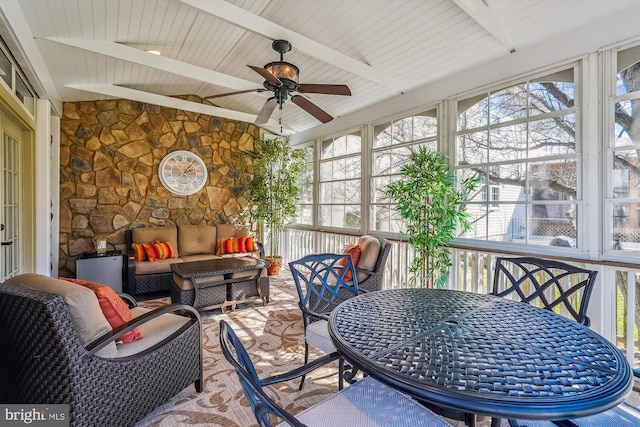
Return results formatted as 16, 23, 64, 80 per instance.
0, 1, 639, 426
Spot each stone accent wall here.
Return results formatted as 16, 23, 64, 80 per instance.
58, 97, 260, 277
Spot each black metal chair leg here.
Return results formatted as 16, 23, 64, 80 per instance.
464, 412, 477, 427
299, 341, 310, 390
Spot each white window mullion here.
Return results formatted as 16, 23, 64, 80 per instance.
584, 51, 604, 260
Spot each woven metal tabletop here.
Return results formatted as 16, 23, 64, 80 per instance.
328, 288, 633, 421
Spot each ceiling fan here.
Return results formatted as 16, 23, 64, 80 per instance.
205, 39, 351, 125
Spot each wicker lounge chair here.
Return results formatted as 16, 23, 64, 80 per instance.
0, 274, 202, 427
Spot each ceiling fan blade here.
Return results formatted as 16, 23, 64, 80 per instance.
255, 98, 277, 124
297, 84, 351, 96
248, 65, 282, 86
291, 95, 333, 123
204, 88, 265, 99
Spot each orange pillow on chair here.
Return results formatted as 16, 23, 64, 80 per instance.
62, 278, 143, 344
340, 243, 362, 281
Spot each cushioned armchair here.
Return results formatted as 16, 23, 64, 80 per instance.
0, 273, 202, 427
342, 235, 392, 293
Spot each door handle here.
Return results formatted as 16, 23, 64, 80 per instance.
1, 224, 10, 244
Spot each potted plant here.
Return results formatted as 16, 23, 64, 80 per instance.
386, 146, 480, 287
246, 136, 307, 275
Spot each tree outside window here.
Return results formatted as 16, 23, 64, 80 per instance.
609, 45, 640, 253
455, 67, 579, 247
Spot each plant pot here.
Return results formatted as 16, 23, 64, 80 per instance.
265, 256, 283, 276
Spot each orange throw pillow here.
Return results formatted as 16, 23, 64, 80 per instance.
216, 239, 224, 256
142, 241, 176, 261
155, 241, 177, 259
245, 236, 255, 252
62, 278, 143, 344
131, 243, 147, 261
142, 243, 158, 261
341, 243, 362, 281
217, 236, 255, 255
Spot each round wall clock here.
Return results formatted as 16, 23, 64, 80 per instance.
158, 150, 208, 195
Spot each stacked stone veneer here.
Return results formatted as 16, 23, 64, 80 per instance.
59, 97, 260, 277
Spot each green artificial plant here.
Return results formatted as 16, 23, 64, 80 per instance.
386, 146, 480, 288
246, 136, 307, 258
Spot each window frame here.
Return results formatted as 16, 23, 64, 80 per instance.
369, 107, 440, 236
315, 128, 364, 233
602, 43, 640, 262
450, 62, 586, 255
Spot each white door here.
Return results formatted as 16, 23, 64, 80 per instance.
1, 132, 20, 280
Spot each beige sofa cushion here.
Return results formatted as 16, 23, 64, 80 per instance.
114, 307, 191, 358
172, 273, 225, 291
4, 273, 117, 358
217, 223, 250, 240
134, 257, 183, 275
356, 236, 381, 281
131, 226, 179, 255
178, 224, 217, 256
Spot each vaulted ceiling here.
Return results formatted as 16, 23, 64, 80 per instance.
1, 0, 639, 136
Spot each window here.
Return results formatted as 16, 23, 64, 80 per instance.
318, 131, 362, 229
15, 72, 34, 114
293, 145, 314, 225
481, 183, 501, 210
455, 67, 580, 246
370, 109, 438, 233
0, 48, 11, 88
607, 45, 640, 253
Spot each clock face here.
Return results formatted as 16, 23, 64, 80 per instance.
158, 150, 208, 195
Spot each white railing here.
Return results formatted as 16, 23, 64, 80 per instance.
280, 227, 640, 369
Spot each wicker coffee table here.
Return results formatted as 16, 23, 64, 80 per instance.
170, 257, 268, 311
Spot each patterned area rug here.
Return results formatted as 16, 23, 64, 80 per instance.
132, 270, 508, 427
133, 270, 343, 427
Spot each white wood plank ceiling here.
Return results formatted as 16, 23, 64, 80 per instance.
2, 0, 639, 135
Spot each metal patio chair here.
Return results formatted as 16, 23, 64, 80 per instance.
491, 256, 598, 326
288, 252, 359, 390
219, 319, 453, 427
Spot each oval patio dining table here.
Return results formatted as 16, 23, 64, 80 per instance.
328, 288, 633, 424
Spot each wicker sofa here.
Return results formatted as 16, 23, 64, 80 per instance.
0, 273, 202, 427
125, 223, 264, 296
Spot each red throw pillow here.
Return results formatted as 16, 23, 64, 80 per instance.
143, 243, 158, 261
341, 243, 362, 281
63, 278, 143, 343
237, 236, 247, 253
142, 241, 176, 261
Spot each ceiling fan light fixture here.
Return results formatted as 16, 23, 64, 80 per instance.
265, 61, 299, 83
